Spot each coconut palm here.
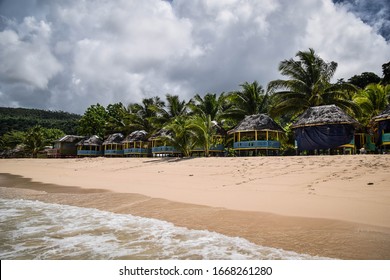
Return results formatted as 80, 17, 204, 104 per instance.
23, 126, 48, 158
224, 81, 269, 123
152, 94, 188, 127
189, 93, 227, 122
188, 114, 216, 157
268, 48, 359, 118
162, 116, 197, 157
353, 83, 390, 127
105, 102, 129, 135
126, 97, 164, 133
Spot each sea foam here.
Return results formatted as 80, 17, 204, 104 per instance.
0, 198, 329, 260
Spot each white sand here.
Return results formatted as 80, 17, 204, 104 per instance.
1, 155, 389, 227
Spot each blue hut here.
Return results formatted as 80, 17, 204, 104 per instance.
292, 105, 359, 152
228, 114, 284, 156
148, 129, 181, 157
76, 135, 103, 157
103, 133, 124, 157
373, 105, 390, 152
122, 130, 151, 157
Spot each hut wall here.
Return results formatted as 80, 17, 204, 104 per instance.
295, 124, 355, 151
379, 120, 390, 145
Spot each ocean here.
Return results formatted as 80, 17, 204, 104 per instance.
0, 198, 327, 260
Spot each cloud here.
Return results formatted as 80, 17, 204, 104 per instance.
0, 0, 389, 114
333, 0, 390, 41
0, 17, 62, 89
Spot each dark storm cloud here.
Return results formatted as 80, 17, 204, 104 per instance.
0, 0, 389, 114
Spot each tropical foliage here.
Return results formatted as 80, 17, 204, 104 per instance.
0, 107, 80, 136
353, 84, 390, 127
78, 104, 108, 138
224, 81, 268, 123
161, 117, 197, 157
268, 48, 360, 118
0, 126, 65, 157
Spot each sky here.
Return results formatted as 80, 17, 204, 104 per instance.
0, 0, 389, 114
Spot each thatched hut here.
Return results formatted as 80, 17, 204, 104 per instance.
76, 135, 103, 157
122, 130, 151, 157
103, 133, 124, 156
191, 121, 227, 156
148, 129, 181, 157
47, 135, 85, 158
373, 105, 390, 151
228, 114, 284, 156
291, 105, 359, 151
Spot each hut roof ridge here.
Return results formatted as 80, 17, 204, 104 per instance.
373, 105, 390, 121
228, 114, 284, 134
103, 133, 124, 145
77, 135, 103, 146
291, 105, 359, 128
123, 130, 148, 142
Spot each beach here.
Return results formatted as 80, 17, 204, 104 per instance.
1, 155, 390, 259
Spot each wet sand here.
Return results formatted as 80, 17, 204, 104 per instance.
1, 155, 390, 259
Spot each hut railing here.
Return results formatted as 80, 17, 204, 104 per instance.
77, 150, 104, 156
233, 140, 280, 149
104, 149, 124, 155
192, 144, 225, 152
382, 133, 390, 144
124, 148, 150, 154
152, 146, 179, 153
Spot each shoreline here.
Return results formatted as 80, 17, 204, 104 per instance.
1, 155, 390, 259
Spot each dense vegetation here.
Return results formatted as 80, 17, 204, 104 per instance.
1, 49, 389, 157
0, 108, 80, 157
0, 107, 81, 136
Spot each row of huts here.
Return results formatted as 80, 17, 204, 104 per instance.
47, 104, 390, 157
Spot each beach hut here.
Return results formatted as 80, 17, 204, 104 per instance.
47, 135, 85, 158
122, 130, 151, 157
103, 133, 124, 157
76, 135, 103, 157
191, 121, 226, 157
373, 105, 390, 152
148, 129, 181, 157
228, 114, 284, 156
291, 105, 359, 152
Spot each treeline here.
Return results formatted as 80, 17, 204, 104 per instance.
0, 107, 81, 136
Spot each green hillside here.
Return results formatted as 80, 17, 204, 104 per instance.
0, 107, 81, 136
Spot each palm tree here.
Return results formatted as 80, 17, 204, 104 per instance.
105, 102, 129, 135
268, 48, 359, 118
188, 114, 216, 157
126, 97, 164, 133
189, 93, 226, 122
152, 94, 188, 127
353, 83, 390, 127
224, 81, 269, 123
162, 116, 197, 157
23, 126, 48, 158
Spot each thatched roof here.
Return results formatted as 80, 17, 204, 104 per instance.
123, 130, 148, 142
373, 105, 390, 122
56, 135, 85, 143
103, 133, 124, 145
228, 114, 284, 134
77, 135, 103, 146
291, 105, 359, 128
148, 129, 171, 141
